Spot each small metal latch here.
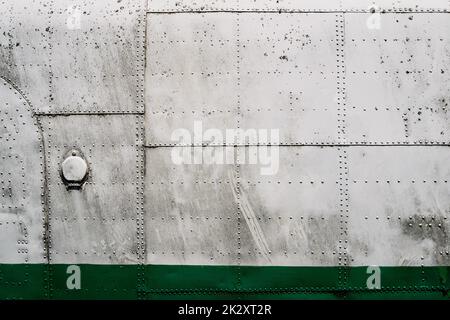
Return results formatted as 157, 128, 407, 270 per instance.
61, 149, 88, 190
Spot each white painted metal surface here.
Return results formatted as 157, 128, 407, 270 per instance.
0, 79, 45, 263
0, 0, 448, 268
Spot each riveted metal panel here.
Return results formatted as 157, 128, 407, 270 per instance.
347, 146, 450, 266
146, 13, 238, 146
146, 12, 339, 146
147, 0, 341, 12
0, 3, 14, 80
0, 219, 29, 263
145, 147, 238, 265
147, 0, 237, 12
1, 0, 450, 299
239, 13, 338, 144
0, 79, 45, 263
45, 0, 144, 114
41, 115, 139, 264
0, 1, 52, 112
341, 0, 449, 12
147, 0, 450, 12
144, 146, 341, 266
238, 147, 340, 266
346, 13, 450, 144
237, 0, 342, 11
0, 0, 146, 115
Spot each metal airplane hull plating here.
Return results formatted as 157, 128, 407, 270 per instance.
0, 0, 449, 299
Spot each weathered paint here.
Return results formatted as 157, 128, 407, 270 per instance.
0, 78, 45, 264
0, 0, 449, 299
0, 264, 448, 300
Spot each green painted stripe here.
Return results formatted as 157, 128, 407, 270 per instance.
0, 264, 448, 300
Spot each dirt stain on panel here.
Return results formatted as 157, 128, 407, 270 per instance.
401, 214, 449, 264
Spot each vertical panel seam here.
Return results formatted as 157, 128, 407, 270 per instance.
336, 12, 350, 290
136, 0, 148, 300
236, 10, 242, 295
